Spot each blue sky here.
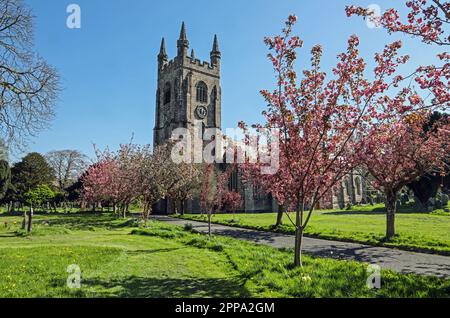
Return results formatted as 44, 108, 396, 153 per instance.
20, 0, 442, 160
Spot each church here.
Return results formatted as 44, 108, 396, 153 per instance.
153, 23, 369, 214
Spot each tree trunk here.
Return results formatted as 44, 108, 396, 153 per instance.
294, 226, 304, 267
207, 212, 212, 237
22, 210, 27, 230
143, 203, 152, 226
27, 205, 33, 233
294, 204, 304, 267
173, 200, 178, 215
350, 170, 356, 205
180, 200, 185, 216
385, 190, 397, 240
275, 204, 284, 227
142, 204, 148, 226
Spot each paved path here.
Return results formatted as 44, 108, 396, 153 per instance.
153, 216, 450, 278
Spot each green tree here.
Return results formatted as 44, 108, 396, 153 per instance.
24, 184, 55, 206
10, 152, 54, 229
11, 152, 55, 200
24, 185, 55, 232
0, 140, 10, 202
0, 160, 10, 200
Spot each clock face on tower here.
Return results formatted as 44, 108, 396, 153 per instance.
195, 105, 208, 119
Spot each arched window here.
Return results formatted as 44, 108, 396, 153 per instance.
196, 81, 208, 103
355, 177, 362, 196
164, 82, 171, 105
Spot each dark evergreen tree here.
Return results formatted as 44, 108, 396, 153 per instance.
10, 152, 55, 201
0, 160, 10, 200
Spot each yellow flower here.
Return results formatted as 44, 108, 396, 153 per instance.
301, 275, 312, 282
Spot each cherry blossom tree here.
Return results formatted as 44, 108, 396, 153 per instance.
346, 1, 449, 46
137, 143, 175, 223
241, 15, 425, 267
113, 143, 146, 217
349, 5, 450, 180
222, 190, 243, 220
82, 142, 178, 221
200, 164, 218, 236
81, 144, 140, 215
82, 145, 135, 214
346, 0, 450, 238
200, 163, 237, 236
346, 1, 449, 110
81, 159, 119, 211
364, 112, 449, 238
166, 163, 201, 215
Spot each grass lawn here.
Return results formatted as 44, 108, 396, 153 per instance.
0, 212, 449, 298
0, 214, 245, 298
178, 204, 450, 255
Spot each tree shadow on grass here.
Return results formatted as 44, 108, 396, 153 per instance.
56, 276, 250, 298
30, 214, 132, 231
322, 208, 427, 216
0, 211, 112, 217
0, 233, 16, 238
125, 248, 185, 255
320, 202, 437, 216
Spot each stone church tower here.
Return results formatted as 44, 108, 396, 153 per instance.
153, 22, 223, 214
154, 22, 222, 147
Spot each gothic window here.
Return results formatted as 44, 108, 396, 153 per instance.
196, 81, 208, 103
228, 168, 239, 191
164, 82, 171, 105
345, 177, 352, 196
253, 185, 263, 200
355, 177, 362, 196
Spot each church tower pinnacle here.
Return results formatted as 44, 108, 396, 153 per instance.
158, 37, 168, 69
210, 34, 221, 66
177, 21, 189, 58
